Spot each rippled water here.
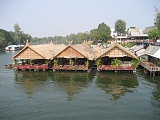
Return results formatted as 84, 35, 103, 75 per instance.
0, 51, 160, 120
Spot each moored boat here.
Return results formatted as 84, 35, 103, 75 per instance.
5, 45, 24, 51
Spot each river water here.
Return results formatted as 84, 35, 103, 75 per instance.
0, 51, 160, 120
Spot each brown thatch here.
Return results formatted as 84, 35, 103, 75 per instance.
96, 41, 137, 59
92, 45, 103, 54
54, 44, 96, 60
13, 41, 66, 60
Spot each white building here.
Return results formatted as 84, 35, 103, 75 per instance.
110, 28, 117, 38
127, 27, 148, 40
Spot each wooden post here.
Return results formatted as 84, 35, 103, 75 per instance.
153, 72, 155, 77
150, 71, 152, 76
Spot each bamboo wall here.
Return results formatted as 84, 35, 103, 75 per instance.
102, 47, 131, 58
57, 47, 85, 58
15, 47, 43, 59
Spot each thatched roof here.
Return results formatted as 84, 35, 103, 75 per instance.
92, 45, 102, 54
54, 44, 96, 60
96, 41, 137, 59
13, 41, 66, 59
30, 44, 66, 59
72, 44, 96, 60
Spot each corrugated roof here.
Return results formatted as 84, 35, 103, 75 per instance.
153, 49, 160, 59
136, 49, 146, 56
130, 45, 143, 51
142, 45, 160, 58
142, 45, 160, 56
130, 45, 144, 54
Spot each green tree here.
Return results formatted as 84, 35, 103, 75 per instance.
0, 29, 13, 49
96, 58, 102, 68
13, 23, 21, 44
148, 28, 159, 40
14, 23, 21, 34
154, 7, 160, 31
90, 28, 98, 43
111, 58, 121, 68
90, 22, 111, 44
153, 7, 160, 39
97, 22, 111, 42
148, 7, 160, 40
54, 59, 59, 66
21, 33, 32, 44
131, 59, 139, 69
115, 19, 126, 35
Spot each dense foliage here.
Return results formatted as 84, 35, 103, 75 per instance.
148, 28, 159, 40
111, 58, 121, 67
154, 7, 160, 31
0, 29, 13, 49
90, 22, 111, 44
115, 19, 126, 35
148, 7, 160, 40
0, 23, 32, 50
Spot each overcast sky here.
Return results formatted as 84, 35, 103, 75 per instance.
0, 0, 160, 37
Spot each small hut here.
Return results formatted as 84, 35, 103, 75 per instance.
13, 41, 66, 71
95, 41, 138, 71
140, 45, 160, 76
53, 43, 96, 71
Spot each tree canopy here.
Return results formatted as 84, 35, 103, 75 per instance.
0, 29, 13, 49
154, 7, 160, 31
148, 7, 160, 40
148, 28, 159, 40
0, 23, 32, 50
90, 22, 111, 44
97, 22, 111, 42
115, 19, 126, 35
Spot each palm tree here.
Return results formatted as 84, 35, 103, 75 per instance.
85, 60, 89, 67
96, 58, 102, 69
13, 59, 17, 65
111, 58, 121, 68
54, 59, 58, 66
131, 59, 139, 69
69, 59, 74, 66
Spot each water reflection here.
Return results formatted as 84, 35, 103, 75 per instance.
151, 87, 160, 116
96, 72, 138, 101
142, 74, 160, 116
50, 71, 95, 101
14, 71, 48, 98
14, 71, 95, 101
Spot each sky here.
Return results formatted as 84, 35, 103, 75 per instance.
0, 0, 160, 38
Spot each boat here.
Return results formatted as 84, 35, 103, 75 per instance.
5, 45, 24, 51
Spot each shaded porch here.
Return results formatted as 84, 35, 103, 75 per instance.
98, 57, 135, 71
52, 58, 90, 71
95, 41, 138, 72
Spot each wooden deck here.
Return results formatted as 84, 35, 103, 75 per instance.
98, 65, 135, 71
140, 62, 160, 72
13, 64, 89, 71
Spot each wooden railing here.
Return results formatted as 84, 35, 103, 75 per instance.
140, 62, 160, 72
